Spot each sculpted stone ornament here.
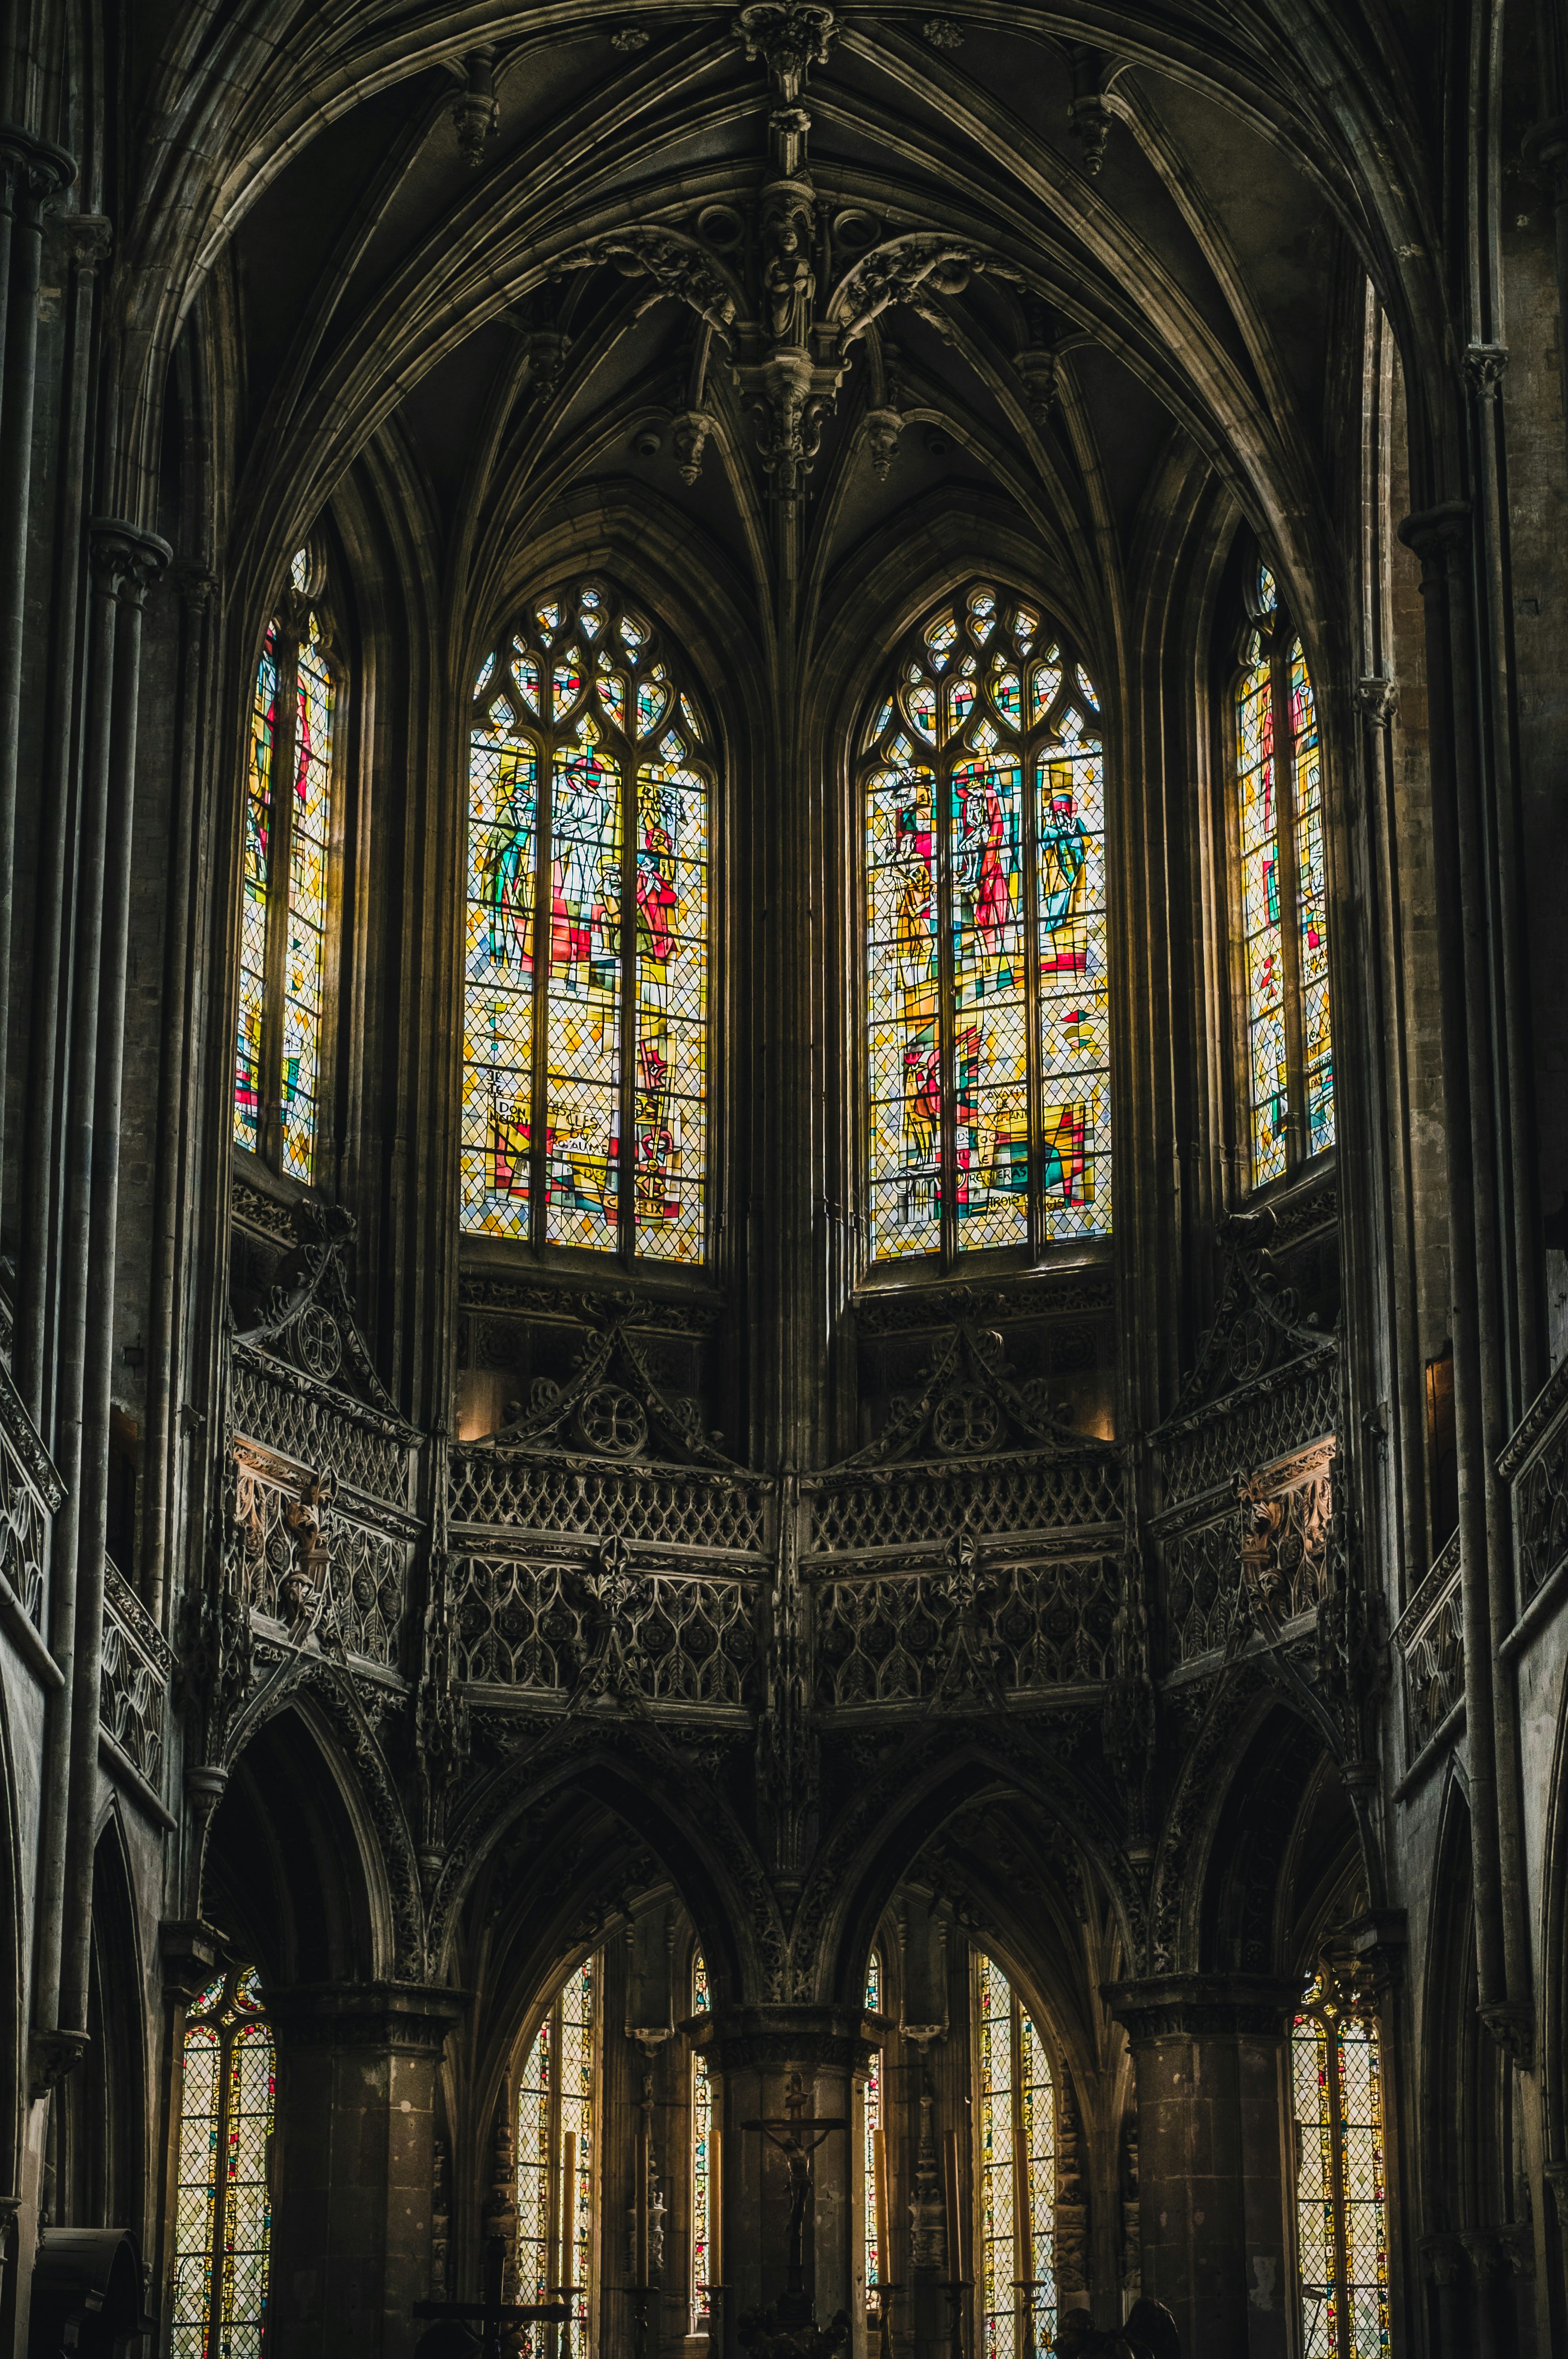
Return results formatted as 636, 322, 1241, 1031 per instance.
763, 196, 817, 349
832, 236, 991, 354
560, 230, 739, 340
735, 1, 837, 103
282, 1469, 333, 1626
863, 403, 903, 480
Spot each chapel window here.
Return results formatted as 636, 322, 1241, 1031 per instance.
862, 583, 1110, 1267
233, 543, 337, 1182
462, 581, 712, 1264
692, 1949, 713, 2331
974, 1951, 1056, 2359
170, 1964, 275, 2359
517, 1954, 599, 2349
1291, 1964, 1389, 2359
1233, 561, 1334, 1187
863, 1949, 885, 2315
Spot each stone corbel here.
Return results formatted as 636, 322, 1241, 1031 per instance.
1354, 673, 1399, 729
450, 49, 499, 168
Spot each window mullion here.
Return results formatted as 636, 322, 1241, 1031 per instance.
1009, 1999, 1033, 2357
1020, 734, 1044, 1262
262, 633, 302, 1172
937, 751, 958, 1267
1271, 636, 1308, 1172
207, 2023, 232, 2350
530, 738, 554, 1245
618, 755, 638, 1264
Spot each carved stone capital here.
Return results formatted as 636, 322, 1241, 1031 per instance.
671, 407, 716, 485
1419, 2232, 1466, 2287
168, 559, 217, 612
28, 2026, 90, 2101
736, 2, 837, 104
1354, 673, 1398, 727
87, 516, 173, 606
1544, 2158, 1568, 2228
1479, 1995, 1535, 2067
265, 1979, 468, 2054
60, 212, 112, 273
1103, 1972, 1302, 2043
0, 123, 77, 205
160, 1917, 227, 2003
1463, 341, 1509, 396
1396, 499, 1471, 577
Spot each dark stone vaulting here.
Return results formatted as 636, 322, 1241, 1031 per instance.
1, 2, 1567, 2356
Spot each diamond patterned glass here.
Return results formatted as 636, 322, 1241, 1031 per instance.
233, 629, 277, 1154
1292, 1978, 1389, 2359
517, 1954, 599, 2331
1237, 652, 1286, 1184
863, 587, 1111, 1264
172, 1967, 273, 2359
693, 1952, 711, 2326
1290, 640, 1334, 1156
462, 583, 711, 1262
975, 1952, 1055, 2359
281, 620, 332, 1180
864, 1950, 883, 2295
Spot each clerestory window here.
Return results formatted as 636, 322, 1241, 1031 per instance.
1233, 562, 1334, 1187
461, 580, 712, 1265
233, 545, 337, 1182
861, 582, 1111, 1268
692, 1949, 713, 2331
170, 1964, 275, 2359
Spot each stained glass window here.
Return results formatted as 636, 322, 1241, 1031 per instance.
693, 1951, 712, 2329
171, 1964, 275, 2359
462, 581, 712, 1264
1291, 1967, 1389, 2359
232, 549, 336, 1182
516, 1954, 599, 2346
864, 1950, 883, 2304
863, 584, 1110, 1266
975, 1952, 1055, 2359
1233, 566, 1334, 1187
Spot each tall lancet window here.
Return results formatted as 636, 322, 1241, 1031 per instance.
1291, 1966, 1389, 2359
170, 1965, 275, 2359
1233, 562, 1334, 1186
863, 1950, 884, 2307
862, 582, 1110, 1268
517, 1955, 599, 2345
462, 580, 712, 1263
233, 544, 337, 1182
692, 1950, 713, 2330
974, 1953, 1056, 2359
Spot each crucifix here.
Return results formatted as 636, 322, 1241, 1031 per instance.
413, 2237, 571, 2359
741, 2072, 848, 2330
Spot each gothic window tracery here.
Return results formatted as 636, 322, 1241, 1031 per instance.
1291, 1965, 1389, 2359
974, 1952, 1056, 2359
1233, 561, 1334, 1187
862, 583, 1110, 1268
170, 1964, 275, 2359
462, 580, 712, 1264
233, 544, 337, 1182
517, 1955, 599, 2349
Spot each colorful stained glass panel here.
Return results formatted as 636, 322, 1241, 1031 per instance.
280, 623, 332, 1181
693, 1954, 712, 2327
1290, 641, 1334, 1157
233, 629, 277, 1154
633, 763, 708, 1263
866, 761, 942, 1258
463, 722, 538, 1237
1237, 655, 1287, 1184
1036, 746, 1109, 1239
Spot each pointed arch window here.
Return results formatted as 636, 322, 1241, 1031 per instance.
170, 1964, 275, 2359
692, 1950, 713, 2330
233, 545, 337, 1182
462, 581, 712, 1263
974, 1952, 1055, 2359
518, 1955, 599, 2349
1233, 563, 1334, 1187
863, 1949, 884, 2309
861, 583, 1110, 1267
1291, 1965, 1389, 2359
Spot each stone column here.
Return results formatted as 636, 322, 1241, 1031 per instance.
265, 1981, 465, 2359
693, 2005, 875, 2359
1105, 1976, 1298, 2359
1419, 2234, 1467, 2359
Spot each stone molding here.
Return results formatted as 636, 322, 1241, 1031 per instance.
265, 1979, 468, 2053
1102, 1972, 1302, 2042
689, 2002, 879, 2076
